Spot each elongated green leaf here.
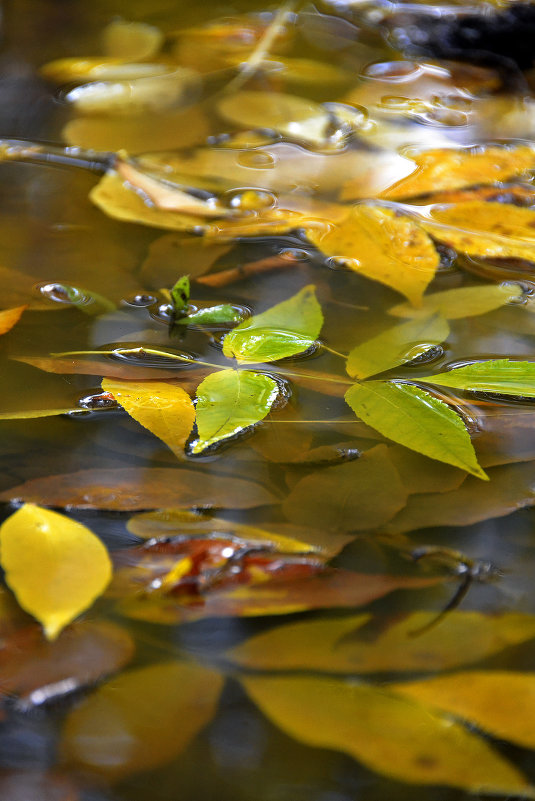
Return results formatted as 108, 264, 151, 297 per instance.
345, 381, 487, 479
422, 359, 535, 397
389, 284, 522, 320
222, 285, 323, 363
170, 275, 190, 315
192, 369, 279, 453
240, 675, 532, 795
181, 304, 245, 325
346, 313, 449, 379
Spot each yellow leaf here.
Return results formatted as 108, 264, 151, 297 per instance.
0, 304, 26, 334
101, 378, 195, 459
379, 144, 535, 201
420, 200, 535, 261
240, 675, 532, 795
0, 505, 112, 640
389, 283, 522, 319
305, 204, 439, 305
62, 660, 223, 778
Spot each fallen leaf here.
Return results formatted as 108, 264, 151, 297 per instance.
0, 305, 26, 335
282, 444, 408, 530
389, 283, 523, 319
140, 235, 230, 288
240, 675, 531, 795
383, 460, 535, 534
387, 444, 466, 494
101, 378, 196, 459
306, 205, 439, 306
192, 369, 279, 453
62, 660, 223, 778
423, 358, 535, 397
222, 285, 323, 363
346, 313, 449, 379
0, 505, 112, 640
102, 20, 163, 60
0, 467, 278, 510
0, 621, 134, 709
379, 144, 535, 200
345, 381, 487, 479
227, 611, 535, 673
393, 671, 535, 750
40, 57, 169, 83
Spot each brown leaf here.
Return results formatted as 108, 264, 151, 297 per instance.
387, 445, 466, 494
0, 305, 26, 335
140, 235, 230, 289
0, 467, 278, 510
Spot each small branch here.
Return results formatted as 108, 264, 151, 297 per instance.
195, 253, 302, 288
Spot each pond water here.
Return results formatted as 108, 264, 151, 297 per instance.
3, 0, 535, 799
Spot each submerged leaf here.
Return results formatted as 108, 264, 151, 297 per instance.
192, 369, 278, 453
101, 20, 163, 60
222, 285, 323, 363
102, 378, 195, 459
423, 358, 535, 397
306, 205, 439, 305
0, 505, 112, 640
240, 675, 531, 795
389, 283, 523, 319
62, 661, 223, 778
0, 305, 26, 335
345, 381, 487, 479
228, 611, 535, 673
346, 314, 449, 379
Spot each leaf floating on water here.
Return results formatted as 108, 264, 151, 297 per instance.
169, 275, 190, 316
389, 283, 523, 319
182, 304, 245, 325
282, 444, 407, 530
345, 381, 487, 479
423, 358, 535, 397
393, 671, 535, 751
0, 305, 26, 335
0, 505, 112, 640
383, 461, 535, 534
305, 205, 439, 305
380, 144, 535, 200
216, 91, 332, 146
0, 468, 277, 510
222, 285, 323, 363
240, 675, 531, 795
192, 369, 279, 453
346, 313, 449, 379
62, 661, 223, 778
228, 611, 535, 673
101, 378, 196, 459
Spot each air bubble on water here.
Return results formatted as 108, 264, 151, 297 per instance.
37, 282, 89, 306
361, 60, 422, 81
325, 256, 360, 271
278, 248, 311, 262
403, 343, 445, 366
149, 302, 175, 324
223, 188, 277, 211
122, 293, 157, 307
501, 280, 534, 304
78, 391, 118, 410
236, 150, 277, 169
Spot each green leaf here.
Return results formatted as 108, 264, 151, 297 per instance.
222, 285, 323, 363
240, 675, 532, 796
389, 284, 522, 320
170, 275, 190, 315
192, 369, 279, 454
422, 359, 535, 397
346, 313, 449, 379
345, 381, 487, 479
180, 304, 245, 325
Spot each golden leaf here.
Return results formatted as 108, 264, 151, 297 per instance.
101, 378, 195, 459
306, 204, 439, 305
0, 505, 112, 640
0, 305, 26, 335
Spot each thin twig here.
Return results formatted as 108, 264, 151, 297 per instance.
195, 253, 302, 288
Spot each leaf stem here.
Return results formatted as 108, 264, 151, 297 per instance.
321, 344, 348, 359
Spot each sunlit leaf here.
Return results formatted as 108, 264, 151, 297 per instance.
0, 505, 112, 640
346, 313, 449, 379
62, 660, 223, 778
380, 144, 535, 200
345, 381, 487, 479
182, 304, 245, 325
192, 369, 279, 453
216, 91, 332, 146
228, 611, 535, 673
383, 461, 535, 534
423, 358, 535, 397
40, 57, 170, 83
393, 671, 535, 750
0, 467, 277, 510
0, 305, 26, 335
222, 285, 323, 363
421, 201, 535, 262
170, 275, 190, 315
101, 378, 196, 459
0, 621, 134, 709
240, 675, 531, 795
101, 20, 163, 60
306, 205, 439, 305
389, 283, 523, 319
282, 444, 407, 530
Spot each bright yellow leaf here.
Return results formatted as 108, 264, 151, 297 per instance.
102, 378, 195, 459
305, 204, 439, 305
0, 305, 26, 334
0, 504, 112, 640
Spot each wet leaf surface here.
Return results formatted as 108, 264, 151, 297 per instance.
423, 358, 535, 397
